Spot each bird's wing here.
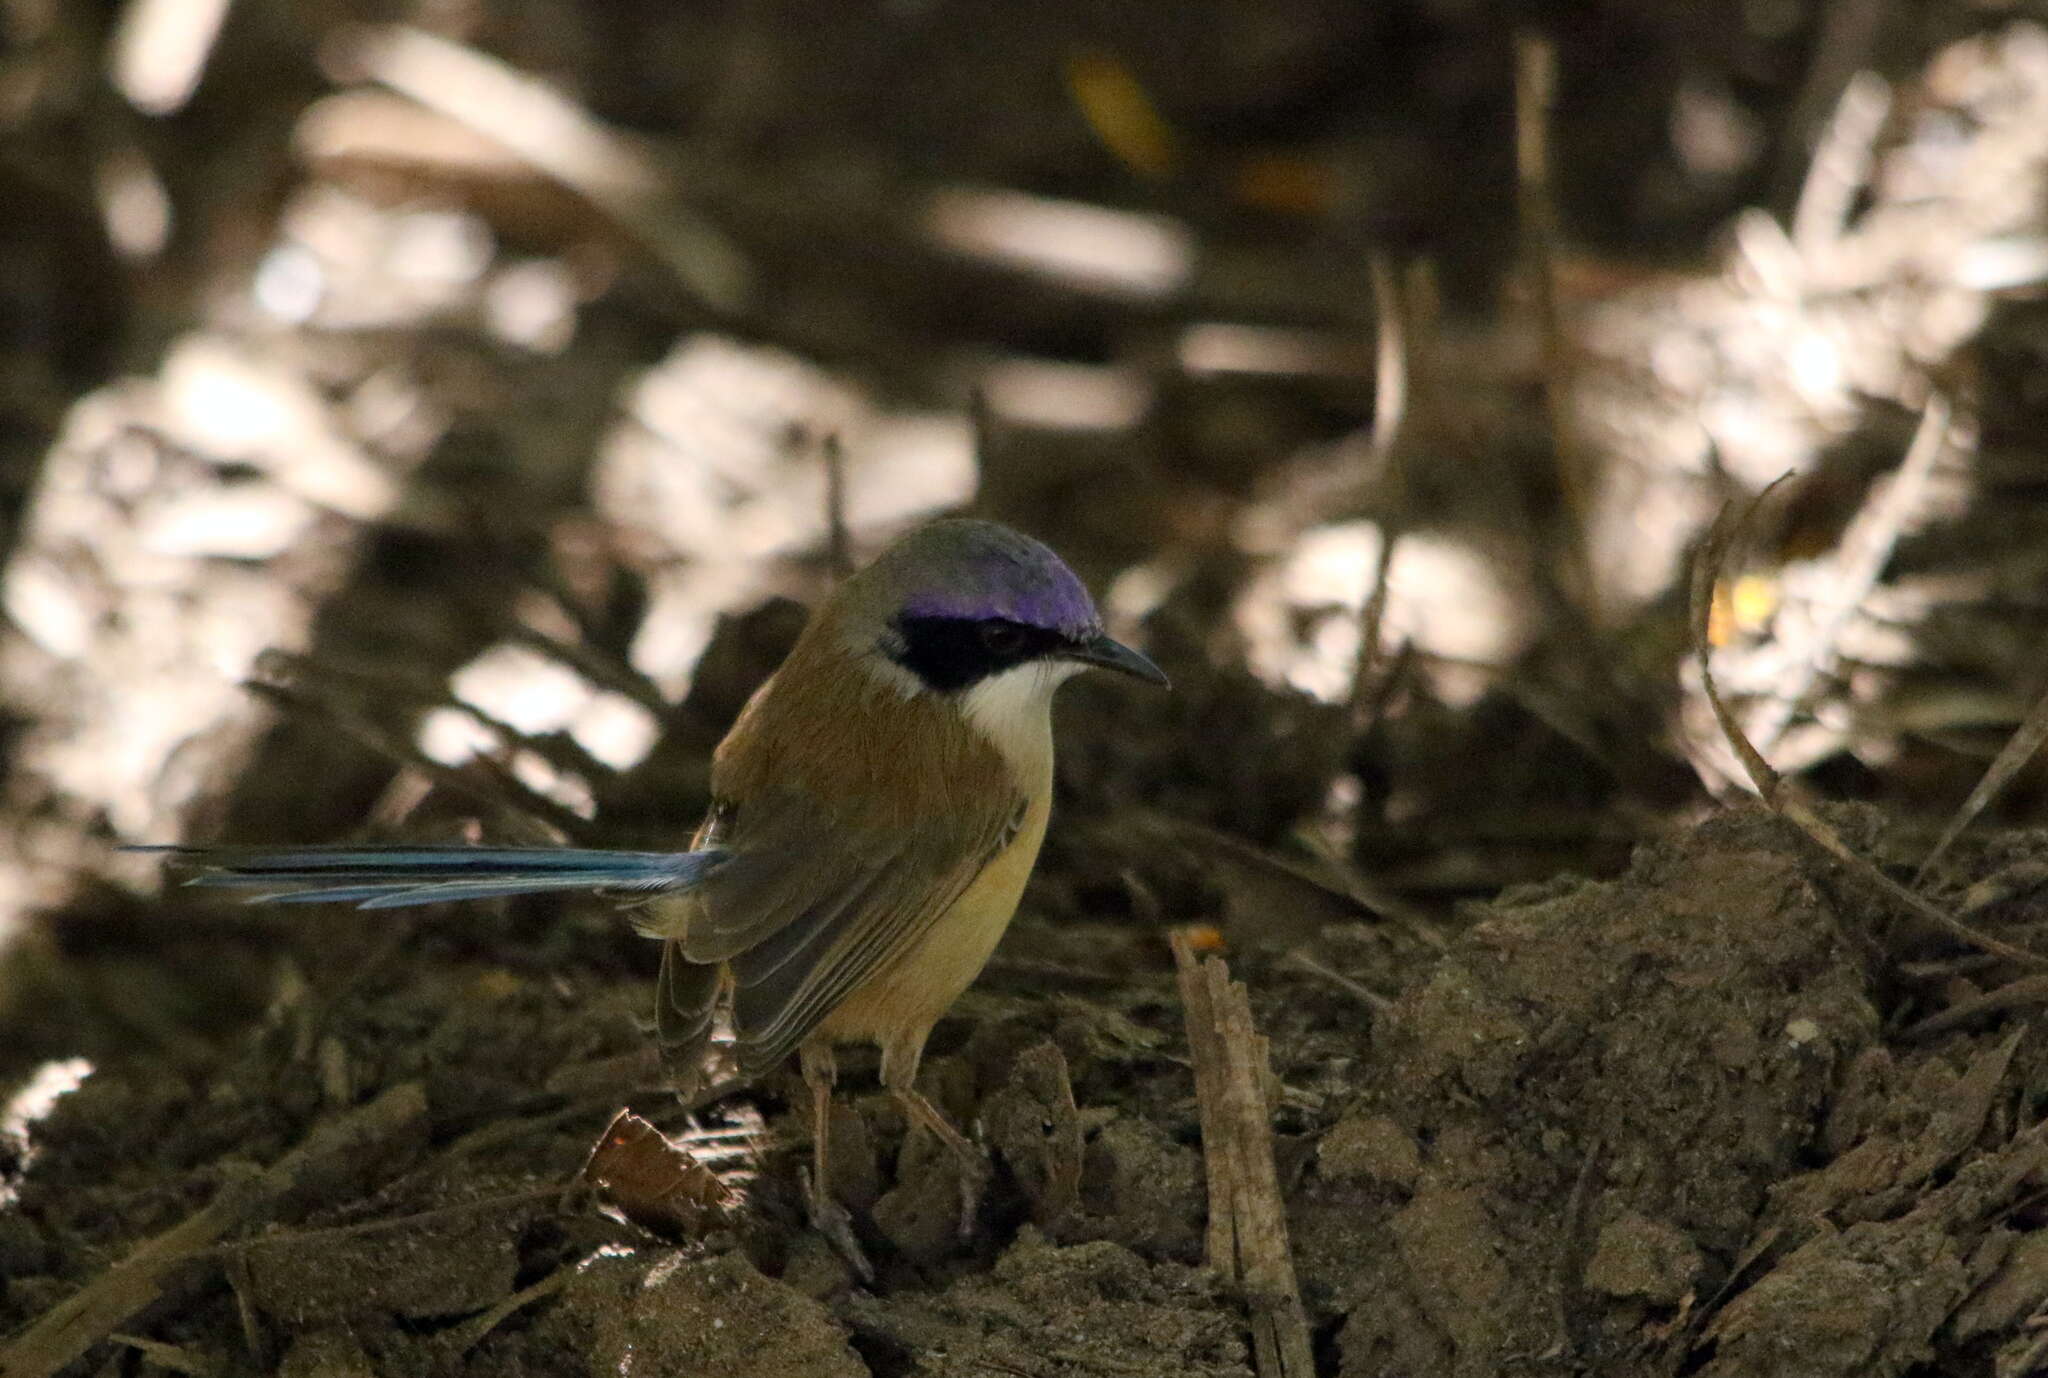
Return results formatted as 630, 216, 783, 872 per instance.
654, 937, 724, 1093
685, 775, 1026, 1075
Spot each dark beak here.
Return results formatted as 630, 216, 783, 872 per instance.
1068, 632, 1170, 688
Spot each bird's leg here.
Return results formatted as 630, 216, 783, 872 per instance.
881, 1034, 987, 1242
890, 1086, 980, 1166
798, 1041, 871, 1282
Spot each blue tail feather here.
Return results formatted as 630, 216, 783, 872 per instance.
129, 844, 726, 910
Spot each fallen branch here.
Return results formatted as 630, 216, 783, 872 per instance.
1171, 932, 1314, 1378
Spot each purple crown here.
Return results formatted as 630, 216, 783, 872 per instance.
893, 522, 1100, 637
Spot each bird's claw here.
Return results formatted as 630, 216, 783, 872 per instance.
801, 1166, 874, 1285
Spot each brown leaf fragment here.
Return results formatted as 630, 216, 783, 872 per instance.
579, 1109, 737, 1239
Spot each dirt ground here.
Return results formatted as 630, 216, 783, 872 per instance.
9, 2, 2048, 1376
10, 789, 2048, 1377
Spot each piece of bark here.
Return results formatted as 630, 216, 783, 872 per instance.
1171, 932, 1315, 1378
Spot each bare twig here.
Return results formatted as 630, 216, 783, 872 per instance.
1170, 932, 1315, 1378
1916, 677, 2048, 885
241, 678, 593, 844
498, 618, 673, 719
1281, 949, 1390, 1014
0, 1083, 428, 1378
1745, 392, 1951, 758
1777, 0, 1893, 228
1514, 30, 1597, 617
1554, 1137, 1605, 1362
822, 433, 853, 581
1900, 973, 2048, 1041
343, 24, 751, 314
105, 1335, 213, 1376
1365, 251, 1409, 472
1790, 70, 1891, 257
219, 1251, 266, 1373
1690, 494, 2048, 973
1690, 484, 1788, 796
449, 1271, 568, 1354
1347, 252, 1408, 733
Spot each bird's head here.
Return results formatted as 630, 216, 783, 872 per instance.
831, 519, 1168, 701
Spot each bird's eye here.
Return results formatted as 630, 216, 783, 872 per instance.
979, 621, 1025, 655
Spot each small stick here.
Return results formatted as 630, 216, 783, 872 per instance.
1553, 1137, 1605, 1361
1365, 251, 1409, 472
1348, 251, 1407, 733
1790, 70, 1891, 258
449, 1270, 568, 1354
1900, 973, 2048, 1041
1777, 0, 1892, 231
1171, 932, 1315, 1378
240, 678, 594, 845
344, 24, 751, 314
1514, 30, 1597, 618
1916, 673, 2048, 885
1281, 949, 1390, 1015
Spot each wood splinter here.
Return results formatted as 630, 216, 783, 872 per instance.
1171, 931, 1315, 1378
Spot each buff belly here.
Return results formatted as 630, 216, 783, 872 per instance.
814, 789, 1050, 1052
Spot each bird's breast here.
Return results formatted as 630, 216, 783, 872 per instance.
814, 782, 1051, 1043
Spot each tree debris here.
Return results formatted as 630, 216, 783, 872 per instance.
1170, 931, 1314, 1378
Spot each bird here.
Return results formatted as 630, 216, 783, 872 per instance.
142, 518, 1168, 1262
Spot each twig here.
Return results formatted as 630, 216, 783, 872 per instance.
241, 678, 594, 845
498, 617, 673, 719
1170, 932, 1315, 1378
1900, 973, 2048, 1041
1365, 251, 1409, 474
2007, 1307, 2048, 1378
449, 1270, 568, 1354
1514, 30, 1597, 618
1916, 675, 2048, 885
1553, 1137, 1604, 1363
1690, 495, 2048, 973
1348, 251, 1408, 733
1790, 70, 1891, 258
217, 1184, 563, 1258
1745, 392, 1951, 759
1281, 949, 1390, 1015
219, 1250, 266, 1372
822, 433, 853, 580
105, 1335, 213, 1376
1777, 0, 1893, 230
343, 24, 751, 314
1282, 824, 1448, 953
0, 1083, 428, 1378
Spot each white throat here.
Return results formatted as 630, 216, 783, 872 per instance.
959, 660, 1079, 779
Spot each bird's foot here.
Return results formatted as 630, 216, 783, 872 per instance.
801, 1167, 874, 1285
